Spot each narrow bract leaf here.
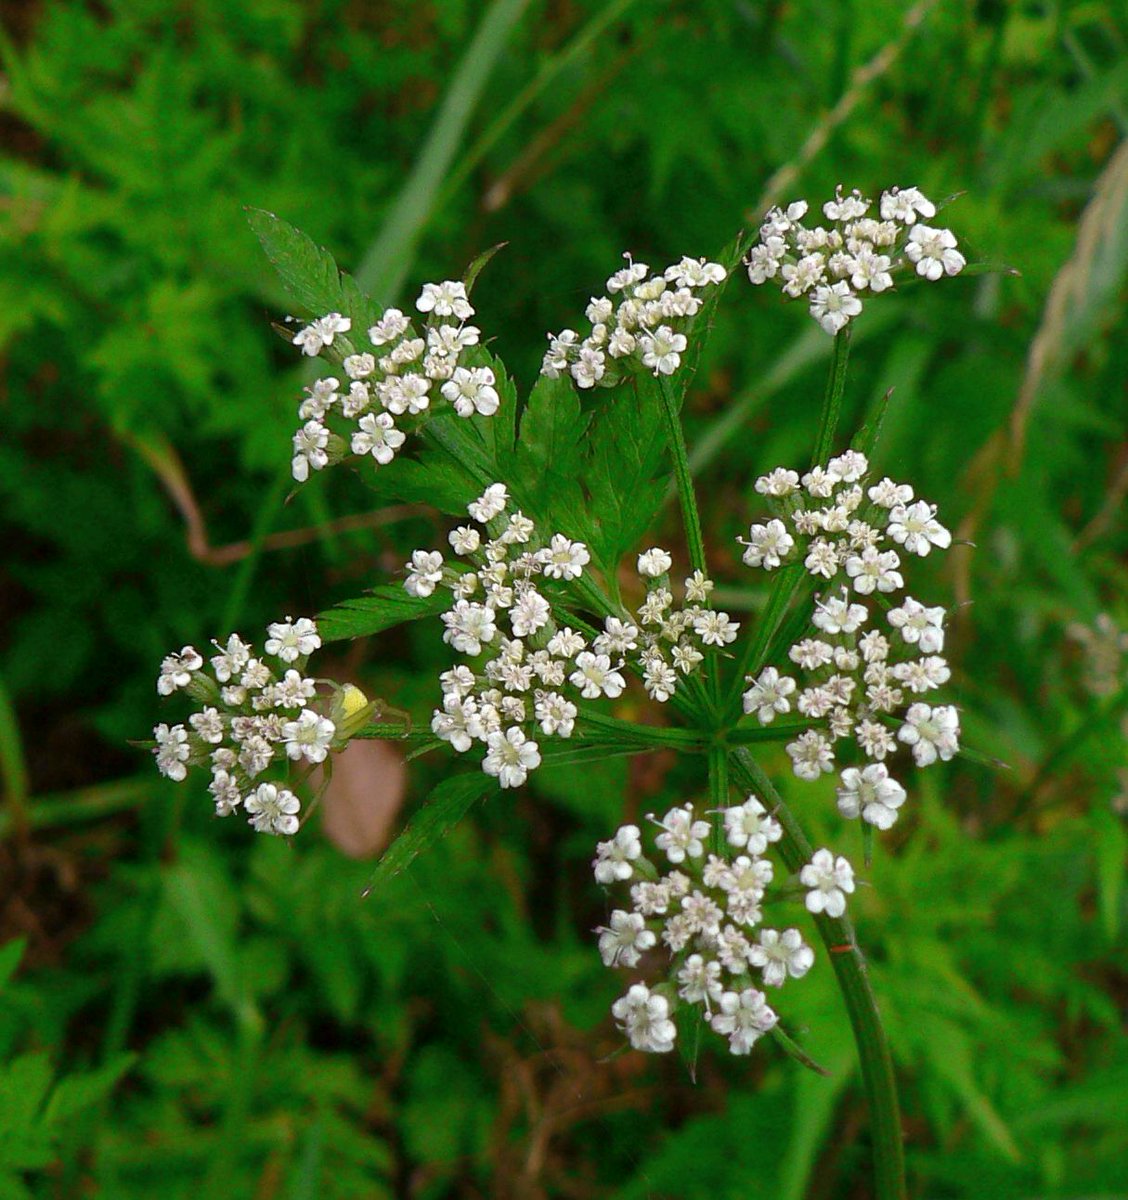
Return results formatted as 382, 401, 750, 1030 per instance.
317, 586, 451, 644
364, 771, 495, 891
771, 1023, 831, 1077
43, 1054, 135, 1125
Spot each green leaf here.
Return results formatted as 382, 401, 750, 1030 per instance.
364, 771, 495, 892
512, 373, 590, 533
675, 1004, 703, 1083
0, 938, 25, 992
1092, 805, 1128, 942
317, 586, 451, 644
42, 1054, 134, 1125
585, 374, 667, 569
246, 208, 380, 329
0, 1054, 52, 1133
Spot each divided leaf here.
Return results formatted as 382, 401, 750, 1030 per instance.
318, 586, 451, 644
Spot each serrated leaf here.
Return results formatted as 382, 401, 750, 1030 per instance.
463, 242, 506, 294
42, 1054, 134, 1125
364, 772, 495, 892
585, 374, 667, 569
512, 373, 590, 533
317, 586, 451, 644
246, 208, 380, 329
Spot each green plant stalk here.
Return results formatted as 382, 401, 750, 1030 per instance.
730, 748, 906, 1200
812, 326, 852, 467
0, 671, 30, 843
656, 375, 708, 579
707, 742, 730, 853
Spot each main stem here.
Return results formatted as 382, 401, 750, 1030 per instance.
731, 748, 906, 1200
812, 327, 852, 467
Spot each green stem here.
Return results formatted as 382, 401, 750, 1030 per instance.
707, 742, 730, 853
812, 327, 852, 467
656, 375, 707, 578
730, 748, 906, 1200
579, 710, 708, 751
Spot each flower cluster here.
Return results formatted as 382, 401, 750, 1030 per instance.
740, 451, 959, 827
745, 185, 965, 334
151, 618, 365, 835
424, 487, 739, 783
540, 254, 726, 388
594, 801, 855, 1056
288, 280, 500, 482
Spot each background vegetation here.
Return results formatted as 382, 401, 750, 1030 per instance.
1, 1, 1126, 1197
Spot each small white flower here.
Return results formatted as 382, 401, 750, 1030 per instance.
208, 769, 242, 817
809, 281, 863, 335
781, 253, 826, 297
887, 596, 946, 653
431, 693, 481, 753
265, 616, 321, 663
468, 482, 509, 523
836, 764, 906, 829
747, 928, 815, 987
368, 308, 410, 345
441, 366, 500, 417
722, 796, 782, 853
189, 707, 224, 745
538, 534, 590, 581
827, 449, 869, 482
534, 691, 577, 738
887, 501, 951, 557
482, 727, 541, 788
789, 638, 834, 670
677, 954, 724, 1008
593, 824, 642, 884
849, 248, 893, 293
845, 546, 904, 595
509, 588, 551, 638
157, 646, 202, 696
709, 988, 778, 1055
867, 477, 914, 508
153, 723, 190, 781
879, 186, 936, 223
416, 280, 474, 320
692, 611, 739, 646
812, 592, 868, 635
755, 467, 801, 497
292, 312, 351, 356
905, 224, 965, 280
741, 519, 794, 570
441, 600, 497, 656
569, 651, 626, 699
639, 325, 687, 376
209, 634, 251, 683
448, 526, 481, 555
637, 547, 673, 577
597, 910, 657, 967
546, 627, 587, 659
280, 708, 336, 764
612, 983, 676, 1054
898, 703, 960, 767
742, 667, 796, 724
787, 730, 835, 781
800, 848, 855, 917
403, 549, 445, 598
245, 782, 301, 836
652, 804, 710, 864
571, 345, 606, 389
351, 412, 405, 464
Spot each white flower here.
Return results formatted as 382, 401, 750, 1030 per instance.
754, 467, 800, 497
291, 420, 330, 483
441, 600, 497, 656
898, 703, 960, 766
643, 659, 678, 703
856, 718, 896, 761
509, 588, 550, 637
265, 616, 321, 663
189, 707, 224, 745
693, 611, 739, 646
416, 280, 473, 320
431, 693, 481, 752
723, 796, 782, 853
804, 538, 839, 579
787, 730, 835, 781
665, 256, 726, 287
684, 570, 714, 603
448, 526, 481, 555
789, 638, 833, 670
403, 549, 445, 598
208, 634, 250, 683
292, 312, 351, 356
905, 224, 965, 280
612, 983, 676, 1054
280, 708, 336, 763
812, 592, 868, 635
891, 656, 951, 693
637, 547, 673, 577
880, 186, 936, 223
742, 667, 796, 724
597, 910, 656, 967
606, 258, 649, 293
298, 377, 340, 420
153, 723, 190, 781
800, 848, 855, 917
741, 519, 794, 570
441, 366, 499, 417
849, 248, 893, 293
538, 534, 590, 581
157, 646, 202, 695
351, 412, 405, 464
482, 727, 541, 788
570, 651, 626, 699
367, 308, 410, 345
245, 782, 301, 836
208, 769, 241, 817
468, 482, 509, 522
845, 546, 904, 594
595, 617, 638, 656
747, 928, 815, 987
534, 691, 577, 738
781, 253, 826, 297
868, 477, 914, 508
652, 805, 710, 864
571, 345, 606, 389
836, 764, 906, 829
709, 988, 778, 1055
547, 627, 586, 659
639, 325, 687, 375
677, 955, 724, 1008
887, 501, 951, 556
887, 596, 946, 653
809, 281, 863, 334
593, 824, 642, 883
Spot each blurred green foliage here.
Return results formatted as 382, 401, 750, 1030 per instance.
1, 1, 1126, 1197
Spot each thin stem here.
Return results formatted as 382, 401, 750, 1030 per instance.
730, 748, 906, 1200
812, 326, 852, 467
707, 742, 730, 853
656, 375, 707, 578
